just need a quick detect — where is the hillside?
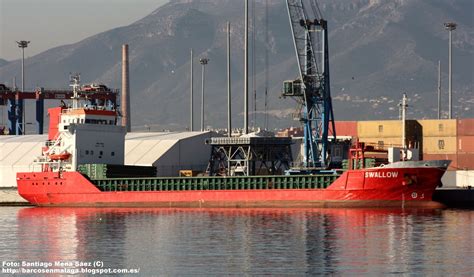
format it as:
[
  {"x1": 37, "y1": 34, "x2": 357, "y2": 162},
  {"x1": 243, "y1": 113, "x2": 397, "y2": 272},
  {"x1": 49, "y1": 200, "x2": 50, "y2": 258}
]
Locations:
[
  {"x1": 0, "y1": 0, "x2": 472, "y2": 131},
  {"x1": 0, "y1": 59, "x2": 8, "y2": 68}
]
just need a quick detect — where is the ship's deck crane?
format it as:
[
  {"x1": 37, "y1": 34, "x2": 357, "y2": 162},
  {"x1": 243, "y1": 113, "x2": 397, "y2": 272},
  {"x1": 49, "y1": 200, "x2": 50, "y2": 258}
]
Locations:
[{"x1": 283, "y1": 0, "x2": 336, "y2": 168}]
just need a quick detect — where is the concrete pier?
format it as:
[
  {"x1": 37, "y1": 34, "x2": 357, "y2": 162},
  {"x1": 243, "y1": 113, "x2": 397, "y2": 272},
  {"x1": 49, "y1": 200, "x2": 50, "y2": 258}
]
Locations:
[{"x1": 0, "y1": 188, "x2": 29, "y2": 206}]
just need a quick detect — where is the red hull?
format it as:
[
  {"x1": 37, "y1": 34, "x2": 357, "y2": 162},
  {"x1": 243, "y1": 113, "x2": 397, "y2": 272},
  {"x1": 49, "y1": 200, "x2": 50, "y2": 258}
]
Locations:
[{"x1": 17, "y1": 167, "x2": 446, "y2": 208}]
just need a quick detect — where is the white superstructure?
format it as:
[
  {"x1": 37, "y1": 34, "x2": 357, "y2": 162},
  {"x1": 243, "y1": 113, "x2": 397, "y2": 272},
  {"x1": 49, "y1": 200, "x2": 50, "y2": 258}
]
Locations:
[{"x1": 37, "y1": 75, "x2": 126, "y2": 172}]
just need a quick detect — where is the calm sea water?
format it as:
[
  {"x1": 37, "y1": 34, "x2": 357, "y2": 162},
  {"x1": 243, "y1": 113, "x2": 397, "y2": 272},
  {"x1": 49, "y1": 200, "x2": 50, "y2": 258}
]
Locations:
[{"x1": 0, "y1": 207, "x2": 473, "y2": 276}]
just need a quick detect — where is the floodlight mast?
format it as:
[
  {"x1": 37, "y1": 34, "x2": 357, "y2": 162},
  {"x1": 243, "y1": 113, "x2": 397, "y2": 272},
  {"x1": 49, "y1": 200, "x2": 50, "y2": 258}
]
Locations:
[
  {"x1": 444, "y1": 22, "x2": 456, "y2": 119},
  {"x1": 199, "y1": 57, "x2": 209, "y2": 131},
  {"x1": 16, "y1": 40, "x2": 30, "y2": 135}
]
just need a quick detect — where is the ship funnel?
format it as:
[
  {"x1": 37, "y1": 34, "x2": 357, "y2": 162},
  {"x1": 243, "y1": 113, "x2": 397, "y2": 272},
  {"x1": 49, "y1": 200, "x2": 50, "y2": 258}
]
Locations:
[{"x1": 121, "y1": 44, "x2": 131, "y2": 132}]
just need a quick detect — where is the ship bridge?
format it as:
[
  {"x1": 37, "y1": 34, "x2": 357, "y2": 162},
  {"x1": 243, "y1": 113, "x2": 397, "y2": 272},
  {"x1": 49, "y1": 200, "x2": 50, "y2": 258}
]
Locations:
[{"x1": 59, "y1": 108, "x2": 118, "y2": 131}]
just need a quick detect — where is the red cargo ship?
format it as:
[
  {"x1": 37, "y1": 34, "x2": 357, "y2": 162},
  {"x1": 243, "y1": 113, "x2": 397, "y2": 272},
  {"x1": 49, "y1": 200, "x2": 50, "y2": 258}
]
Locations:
[
  {"x1": 16, "y1": 78, "x2": 450, "y2": 208},
  {"x1": 17, "y1": 163, "x2": 449, "y2": 208},
  {"x1": 15, "y1": 2, "x2": 453, "y2": 208}
]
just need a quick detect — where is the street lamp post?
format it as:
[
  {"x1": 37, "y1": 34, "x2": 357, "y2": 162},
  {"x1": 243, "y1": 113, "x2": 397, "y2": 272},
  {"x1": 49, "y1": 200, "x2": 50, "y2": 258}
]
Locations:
[
  {"x1": 190, "y1": 49, "x2": 194, "y2": 132},
  {"x1": 16, "y1": 40, "x2": 30, "y2": 135},
  {"x1": 227, "y1": 22, "x2": 232, "y2": 137},
  {"x1": 244, "y1": 0, "x2": 249, "y2": 134},
  {"x1": 444, "y1": 22, "x2": 456, "y2": 119},
  {"x1": 199, "y1": 57, "x2": 209, "y2": 132}
]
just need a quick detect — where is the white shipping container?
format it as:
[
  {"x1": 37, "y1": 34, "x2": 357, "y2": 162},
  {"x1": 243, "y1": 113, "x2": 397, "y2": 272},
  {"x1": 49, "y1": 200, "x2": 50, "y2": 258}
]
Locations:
[{"x1": 456, "y1": 170, "x2": 474, "y2": 188}]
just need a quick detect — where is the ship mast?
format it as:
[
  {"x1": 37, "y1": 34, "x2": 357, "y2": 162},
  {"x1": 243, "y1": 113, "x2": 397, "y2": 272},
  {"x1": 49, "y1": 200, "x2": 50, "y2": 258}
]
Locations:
[
  {"x1": 399, "y1": 93, "x2": 408, "y2": 160},
  {"x1": 69, "y1": 74, "x2": 81, "y2": 109}
]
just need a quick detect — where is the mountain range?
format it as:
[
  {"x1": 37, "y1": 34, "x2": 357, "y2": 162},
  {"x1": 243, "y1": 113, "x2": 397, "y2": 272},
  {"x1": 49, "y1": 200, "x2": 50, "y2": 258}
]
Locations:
[{"x1": 0, "y1": 0, "x2": 473, "y2": 131}]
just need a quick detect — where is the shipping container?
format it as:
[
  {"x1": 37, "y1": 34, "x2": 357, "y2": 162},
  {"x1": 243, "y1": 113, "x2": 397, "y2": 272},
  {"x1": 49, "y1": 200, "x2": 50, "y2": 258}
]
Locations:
[
  {"x1": 457, "y1": 136, "x2": 474, "y2": 153},
  {"x1": 358, "y1": 137, "x2": 403, "y2": 149},
  {"x1": 418, "y1": 119, "x2": 457, "y2": 137},
  {"x1": 358, "y1": 120, "x2": 402, "y2": 138},
  {"x1": 423, "y1": 136, "x2": 457, "y2": 154},
  {"x1": 457, "y1": 153, "x2": 474, "y2": 170},
  {"x1": 357, "y1": 120, "x2": 421, "y2": 139},
  {"x1": 457, "y1": 119, "x2": 474, "y2": 136},
  {"x1": 358, "y1": 136, "x2": 423, "y2": 150},
  {"x1": 456, "y1": 170, "x2": 474, "y2": 187},
  {"x1": 422, "y1": 153, "x2": 458, "y2": 171},
  {"x1": 335, "y1": 121, "x2": 358, "y2": 137}
]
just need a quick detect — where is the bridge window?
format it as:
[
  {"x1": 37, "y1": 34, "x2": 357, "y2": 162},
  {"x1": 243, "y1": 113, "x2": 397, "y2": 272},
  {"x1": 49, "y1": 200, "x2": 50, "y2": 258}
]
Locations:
[
  {"x1": 111, "y1": 152, "x2": 115, "y2": 156},
  {"x1": 378, "y1": 125, "x2": 383, "y2": 133}
]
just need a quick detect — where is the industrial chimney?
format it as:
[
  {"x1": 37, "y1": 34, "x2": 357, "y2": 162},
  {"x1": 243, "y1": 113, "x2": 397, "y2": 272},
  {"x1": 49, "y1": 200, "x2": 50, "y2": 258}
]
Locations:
[{"x1": 121, "y1": 44, "x2": 131, "y2": 132}]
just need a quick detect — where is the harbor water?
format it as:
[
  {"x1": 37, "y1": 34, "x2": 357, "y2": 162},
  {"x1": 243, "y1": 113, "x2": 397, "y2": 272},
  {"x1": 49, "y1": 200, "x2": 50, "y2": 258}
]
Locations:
[{"x1": 0, "y1": 207, "x2": 473, "y2": 275}]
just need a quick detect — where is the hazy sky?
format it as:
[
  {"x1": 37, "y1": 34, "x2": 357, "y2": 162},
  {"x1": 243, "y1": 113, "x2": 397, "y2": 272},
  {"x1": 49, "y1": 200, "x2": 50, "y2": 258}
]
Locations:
[{"x1": 0, "y1": 0, "x2": 169, "y2": 61}]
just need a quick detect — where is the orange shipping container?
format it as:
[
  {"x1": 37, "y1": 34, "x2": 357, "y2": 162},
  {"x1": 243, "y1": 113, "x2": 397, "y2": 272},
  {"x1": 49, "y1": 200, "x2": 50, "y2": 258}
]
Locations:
[
  {"x1": 423, "y1": 136, "x2": 457, "y2": 154},
  {"x1": 424, "y1": 153, "x2": 474, "y2": 171},
  {"x1": 335, "y1": 121, "x2": 358, "y2": 137},
  {"x1": 457, "y1": 153, "x2": 474, "y2": 170},
  {"x1": 422, "y1": 153, "x2": 458, "y2": 171},
  {"x1": 458, "y1": 136, "x2": 474, "y2": 153},
  {"x1": 418, "y1": 119, "x2": 457, "y2": 137},
  {"x1": 457, "y1": 119, "x2": 474, "y2": 136}
]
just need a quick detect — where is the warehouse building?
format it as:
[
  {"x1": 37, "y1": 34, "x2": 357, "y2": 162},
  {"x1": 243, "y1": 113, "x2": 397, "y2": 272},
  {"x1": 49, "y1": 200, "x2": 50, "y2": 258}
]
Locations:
[{"x1": 124, "y1": 132, "x2": 212, "y2": 177}]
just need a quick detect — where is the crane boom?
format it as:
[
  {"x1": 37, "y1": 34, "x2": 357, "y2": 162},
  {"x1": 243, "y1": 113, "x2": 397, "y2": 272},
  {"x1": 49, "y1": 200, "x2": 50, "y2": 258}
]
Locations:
[{"x1": 284, "y1": 0, "x2": 336, "y2": 168}]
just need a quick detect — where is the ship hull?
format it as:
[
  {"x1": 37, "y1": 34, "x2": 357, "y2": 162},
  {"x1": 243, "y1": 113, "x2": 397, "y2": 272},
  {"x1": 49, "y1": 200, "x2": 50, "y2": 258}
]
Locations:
[{"x1": 17, "y1": 165, "x2": 447, "y2": 208}]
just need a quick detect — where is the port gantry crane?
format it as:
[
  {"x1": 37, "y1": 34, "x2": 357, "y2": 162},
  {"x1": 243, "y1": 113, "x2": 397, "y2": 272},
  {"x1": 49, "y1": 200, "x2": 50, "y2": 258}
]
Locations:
[{"x1": 284, "y1": 0, "x2": 336, "y2": 169}]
